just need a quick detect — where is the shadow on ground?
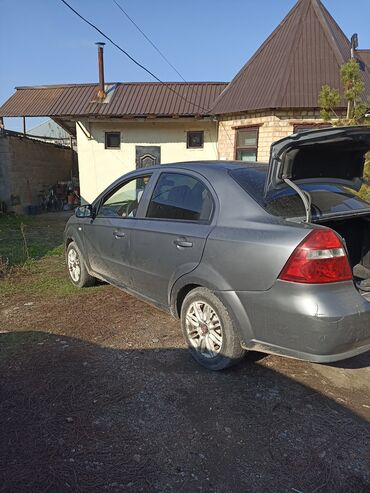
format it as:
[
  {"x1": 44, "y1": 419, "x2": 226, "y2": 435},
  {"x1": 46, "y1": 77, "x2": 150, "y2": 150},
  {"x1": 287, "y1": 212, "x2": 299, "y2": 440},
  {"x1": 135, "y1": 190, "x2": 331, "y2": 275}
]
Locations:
[{"x1": 1, "y1": 331, "x2": 369, "y2": 493}]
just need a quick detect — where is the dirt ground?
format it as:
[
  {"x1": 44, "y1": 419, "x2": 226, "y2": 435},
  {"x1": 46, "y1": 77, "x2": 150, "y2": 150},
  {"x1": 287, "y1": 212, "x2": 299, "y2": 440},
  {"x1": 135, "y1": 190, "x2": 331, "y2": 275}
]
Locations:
[{"x1": 0, "y1": 214, "x2": 370, "y2": 492}]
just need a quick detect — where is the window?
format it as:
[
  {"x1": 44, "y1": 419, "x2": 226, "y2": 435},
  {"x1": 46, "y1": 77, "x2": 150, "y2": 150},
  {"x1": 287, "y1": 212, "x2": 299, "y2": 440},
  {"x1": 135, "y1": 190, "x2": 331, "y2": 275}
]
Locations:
[
  {"x1": 147, "y1": 172, "x2": 213, "y2": 222},
  {"x1": 99, "y1": 175, "x2": 151, "y2": 218},
  {"x1": 235, "y1": 127, "x2": 258, "y2": 162},
  {"x1": 187, "y1": 131, "x2": 204, "y2": 149},
  {"x1": 105, "y1": 132, "x2": 121, "y2": 149},
  {"x1": 230, "y1": 167, "x2": 370, "y2": 220},
  {"x1": 293, "y1": 123, "x2": 331, "y2": 134}
]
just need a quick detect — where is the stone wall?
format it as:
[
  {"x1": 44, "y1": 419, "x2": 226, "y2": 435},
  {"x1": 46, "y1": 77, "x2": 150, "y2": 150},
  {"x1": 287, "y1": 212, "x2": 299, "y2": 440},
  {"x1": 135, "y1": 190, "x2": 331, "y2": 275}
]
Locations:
[
  {"x1": 0, "y1": 135, "x2": 11, "y2": 210},
  {"x1": 217, "y1": 110, "x2": 330, "y2": 162},
  {"x1": 0, "y1": 132, "x2": 75, "y2": 213}
]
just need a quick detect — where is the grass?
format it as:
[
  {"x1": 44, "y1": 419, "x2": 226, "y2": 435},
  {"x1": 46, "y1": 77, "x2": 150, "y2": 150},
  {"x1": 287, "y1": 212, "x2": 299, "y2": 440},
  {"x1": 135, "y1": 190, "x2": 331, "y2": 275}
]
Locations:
[
  {"x1": 0, "y1": 214, "x2": 65, "y2": 267},
  {"x1": 0, "y1": 214, "x2": 36, "y2": 227},
  {"x1": 44, "y1": 244, "x2": 64, "y2": 256},
  {"x1": 0, "y1": 255, "x2": 104, "y2": 297},
  {"x1": 0, "y1": 213, "x2": 102, "y2": 298},
  {"x1": 0, "y1": 213, "x2": 106, "y2": 299}
]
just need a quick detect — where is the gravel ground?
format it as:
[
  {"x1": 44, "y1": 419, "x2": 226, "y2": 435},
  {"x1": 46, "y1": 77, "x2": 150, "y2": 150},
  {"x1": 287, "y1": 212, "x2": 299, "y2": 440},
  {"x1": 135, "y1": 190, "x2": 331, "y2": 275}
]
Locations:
[{"x1": 0, "y1": 215, "x2": 369, "y2": 493}]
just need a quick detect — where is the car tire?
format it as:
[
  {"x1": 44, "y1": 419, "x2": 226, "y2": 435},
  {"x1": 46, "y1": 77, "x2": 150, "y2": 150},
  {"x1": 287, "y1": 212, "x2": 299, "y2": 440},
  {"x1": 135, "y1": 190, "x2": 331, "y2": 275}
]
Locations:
[
  {"x1": 181, "y1": 287, "x2": 246, "y2": 370},
  {"x1": 66, "y1": 241, "x2": 96, "y2": 288}
]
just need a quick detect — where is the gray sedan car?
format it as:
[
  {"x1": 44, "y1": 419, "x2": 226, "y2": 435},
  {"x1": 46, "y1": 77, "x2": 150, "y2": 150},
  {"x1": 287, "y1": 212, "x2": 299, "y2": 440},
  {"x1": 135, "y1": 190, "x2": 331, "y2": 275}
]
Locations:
[{"x1": 65, "y1": 126, "x2": 370, "y2": 370}]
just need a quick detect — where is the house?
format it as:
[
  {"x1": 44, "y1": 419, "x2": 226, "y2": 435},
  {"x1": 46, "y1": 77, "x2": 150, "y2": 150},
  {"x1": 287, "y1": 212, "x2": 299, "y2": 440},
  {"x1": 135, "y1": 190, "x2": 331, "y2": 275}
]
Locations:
[
  {"x1": 0, "y1": 0, "x2": 369, "y2": 207},
  {"x1": 0, "y1": 81, "x2": 225, "y2": 204},
  {"x1": 213, "y1": 0, "x2": 370, "y2": 162},
  {"x1": 28, "y1": 119, "x2": 74, "y2": 145}
]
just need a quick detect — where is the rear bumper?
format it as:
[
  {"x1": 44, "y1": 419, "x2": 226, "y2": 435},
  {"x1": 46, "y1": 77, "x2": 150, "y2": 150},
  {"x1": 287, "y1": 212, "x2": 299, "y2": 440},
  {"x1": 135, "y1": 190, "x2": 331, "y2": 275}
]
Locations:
[{"x1": 216, "y1": 281, "x2": 370, "y2": 363}]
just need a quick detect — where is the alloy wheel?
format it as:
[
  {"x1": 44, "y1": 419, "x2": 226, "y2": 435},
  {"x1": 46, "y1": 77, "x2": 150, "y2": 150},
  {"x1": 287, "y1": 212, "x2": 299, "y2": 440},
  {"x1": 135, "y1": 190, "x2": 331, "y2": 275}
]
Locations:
[
  {"x1": 67, "y1": 248, "x2": 81, "y2": 282},
  {"x1": 185, "y1": 301, "x2": 223, "y2": 358}
]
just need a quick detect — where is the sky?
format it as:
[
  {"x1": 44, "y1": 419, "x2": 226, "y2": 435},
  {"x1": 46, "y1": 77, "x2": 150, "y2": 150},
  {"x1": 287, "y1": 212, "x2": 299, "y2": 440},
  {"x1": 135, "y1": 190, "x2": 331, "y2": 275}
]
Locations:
[{"x1": 1, "y1": 0, "x2": 370, "y2": 131}]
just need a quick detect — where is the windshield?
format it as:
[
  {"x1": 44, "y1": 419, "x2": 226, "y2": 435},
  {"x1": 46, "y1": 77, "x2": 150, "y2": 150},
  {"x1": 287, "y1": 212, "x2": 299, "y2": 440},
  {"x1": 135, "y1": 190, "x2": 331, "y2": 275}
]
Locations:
[{"x1": 230, "y1": 165, "x2": 370, "y2": 220}]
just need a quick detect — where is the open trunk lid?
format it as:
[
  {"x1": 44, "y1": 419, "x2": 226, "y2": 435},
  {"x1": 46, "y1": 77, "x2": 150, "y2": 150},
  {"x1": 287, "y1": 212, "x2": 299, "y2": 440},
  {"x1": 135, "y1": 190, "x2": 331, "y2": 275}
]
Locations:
[{"x1": 264, "y1": 126, "x2": 370, "y2": 198}]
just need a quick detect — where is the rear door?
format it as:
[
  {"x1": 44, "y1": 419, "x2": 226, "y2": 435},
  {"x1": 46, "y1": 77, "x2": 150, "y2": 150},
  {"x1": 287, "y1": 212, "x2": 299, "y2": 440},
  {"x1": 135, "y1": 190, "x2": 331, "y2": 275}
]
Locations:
[
  {"x1": 129, "y1": 170, "x2": 215, "y2": 306},
  {"x1": 83, "y1": 173, "x2": 153, "y2": 287}
]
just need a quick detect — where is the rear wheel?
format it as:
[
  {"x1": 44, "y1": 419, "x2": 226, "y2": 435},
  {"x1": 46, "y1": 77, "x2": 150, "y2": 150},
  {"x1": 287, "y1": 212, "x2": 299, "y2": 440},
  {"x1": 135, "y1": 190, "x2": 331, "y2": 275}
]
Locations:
[
  {"x1": 181, "y1": 287, "x2": 246, "y2": 370},
  {"x1": 66, "y1": 241, "x2": 95, "y2": 288}
]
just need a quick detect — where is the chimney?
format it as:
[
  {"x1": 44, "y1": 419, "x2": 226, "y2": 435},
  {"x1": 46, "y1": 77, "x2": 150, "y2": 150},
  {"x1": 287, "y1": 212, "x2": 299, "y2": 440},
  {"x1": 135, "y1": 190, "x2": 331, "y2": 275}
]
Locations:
[{"x1": 96, "y1": 42, "x2": 106, "y2": 99}]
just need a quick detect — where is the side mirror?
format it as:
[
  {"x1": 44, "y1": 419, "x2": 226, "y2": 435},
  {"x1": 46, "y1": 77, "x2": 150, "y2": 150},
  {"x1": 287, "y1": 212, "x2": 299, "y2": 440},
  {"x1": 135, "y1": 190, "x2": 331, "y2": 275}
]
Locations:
[{"x1": 75, "y1": 204, "x2": 94, "y2": 218}]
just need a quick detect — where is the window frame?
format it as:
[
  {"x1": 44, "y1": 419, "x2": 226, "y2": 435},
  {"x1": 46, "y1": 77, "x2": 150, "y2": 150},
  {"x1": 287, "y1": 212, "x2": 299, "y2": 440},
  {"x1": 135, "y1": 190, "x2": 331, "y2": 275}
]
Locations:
[
  {"x1": 234, "y1": 126, "x2": 259, "y2": 162},
  {"x1": 96, "y1": 173, "x2": 153, "y2": 219},
  {"x1": 105, "y1": 131, "x2": 121, "y2": 149},
  {"x1": 145, "y1": 170, "x2": 215, "y2": 224},
  {"x1": 186, "y1": 130, "x2": 204, "y2": 149}
]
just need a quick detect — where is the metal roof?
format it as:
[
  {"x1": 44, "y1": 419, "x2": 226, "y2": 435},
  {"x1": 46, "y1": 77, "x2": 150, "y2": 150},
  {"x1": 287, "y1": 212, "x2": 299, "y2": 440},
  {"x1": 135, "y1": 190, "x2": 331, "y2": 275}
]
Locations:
[
  {"x1": 211, "y1": 0, "x2": 370, "y2": 115},
  {"x1": 0, "y1": 82, "x2": 227, "y2": 118},
  {"x1": 358, "y1": 50, "x2": 370, "y2": 70}
]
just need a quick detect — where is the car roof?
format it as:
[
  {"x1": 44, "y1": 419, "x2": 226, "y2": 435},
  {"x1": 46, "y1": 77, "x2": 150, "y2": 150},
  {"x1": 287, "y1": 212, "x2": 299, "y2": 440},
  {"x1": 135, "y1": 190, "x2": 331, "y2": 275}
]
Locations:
[
  {"x1": 139, "y1": 160, "x2": 268, "y2": 173},
  {"x1": 92, "y1": 160, "x2": 269, "y2": 207}
]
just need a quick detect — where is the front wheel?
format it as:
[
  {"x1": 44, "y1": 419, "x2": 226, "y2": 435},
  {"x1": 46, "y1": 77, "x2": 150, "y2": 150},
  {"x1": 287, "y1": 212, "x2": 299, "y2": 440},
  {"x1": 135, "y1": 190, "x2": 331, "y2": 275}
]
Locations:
[
  {"x1": 66, "y1": 241, "x2": 96, "y2": 288},
  {"x1": 181, "y1": 287, "x2": 246, "y2": 370}
]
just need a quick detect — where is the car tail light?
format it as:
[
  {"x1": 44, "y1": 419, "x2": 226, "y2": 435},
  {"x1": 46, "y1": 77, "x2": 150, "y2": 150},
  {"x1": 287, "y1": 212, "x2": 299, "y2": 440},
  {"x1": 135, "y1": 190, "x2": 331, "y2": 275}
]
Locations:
[{"x1": 279, "y1": 229, "x2": 353, "y2": 284}]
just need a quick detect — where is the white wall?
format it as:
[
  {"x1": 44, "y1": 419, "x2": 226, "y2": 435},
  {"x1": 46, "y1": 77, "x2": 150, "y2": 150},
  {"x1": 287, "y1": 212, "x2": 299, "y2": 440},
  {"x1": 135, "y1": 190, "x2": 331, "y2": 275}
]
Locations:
[{"x1": 76, "y1": 119, "x2": 218, "y2": 203}]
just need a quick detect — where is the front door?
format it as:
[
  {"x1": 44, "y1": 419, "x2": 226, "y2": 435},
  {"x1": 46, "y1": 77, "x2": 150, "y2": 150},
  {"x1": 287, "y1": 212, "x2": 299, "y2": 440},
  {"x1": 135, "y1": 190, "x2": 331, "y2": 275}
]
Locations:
[
  {"x1": 136, "y1": 145, "x2": 161, "y2": 168},
  {"x1": 84, "y1": 216, "x2": 134, "y2": 286},
  {"x1": 84, "y1": 174, "x2": 152, "y2": 287},
  {"x1": 130, "y1": 171, "x2": 215, "y2": 306}
]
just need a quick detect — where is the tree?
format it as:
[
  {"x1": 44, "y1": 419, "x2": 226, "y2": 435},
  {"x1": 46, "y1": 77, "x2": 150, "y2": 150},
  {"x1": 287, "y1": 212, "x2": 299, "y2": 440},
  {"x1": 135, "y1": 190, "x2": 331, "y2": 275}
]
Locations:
[
  {"x1": 319, "y1": 59, "x2": 370, "y2": 202},
  {"x1": 318, "y1": 85, "x2": 341, "y2": 121},
  {"x1": 319, "y1": 58, "x2": 370, "y2": 125}
]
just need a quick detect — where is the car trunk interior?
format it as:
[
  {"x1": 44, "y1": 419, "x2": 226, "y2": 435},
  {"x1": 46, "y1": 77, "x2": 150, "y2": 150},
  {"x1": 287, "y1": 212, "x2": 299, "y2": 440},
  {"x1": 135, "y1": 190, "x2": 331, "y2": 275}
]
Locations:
[
  {"x1": 318, "y1": 216, "x2": 370, "y2": 291},
  {"x1": 290, "y1": 144, "x2": 365, "y2": 183},
  {"x1": 285, "y1": 133, "x2": 370, "y2": 291}
]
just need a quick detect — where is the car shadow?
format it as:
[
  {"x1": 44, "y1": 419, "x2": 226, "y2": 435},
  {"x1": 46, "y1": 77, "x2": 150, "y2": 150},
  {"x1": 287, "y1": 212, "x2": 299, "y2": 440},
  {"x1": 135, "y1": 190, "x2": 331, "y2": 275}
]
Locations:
[
  {"x1": 0, "y1": 331, "x2": 369, "y2": 493},
  {"x1": 322, "y1": 350, "x2": 370, "y2": 370}
]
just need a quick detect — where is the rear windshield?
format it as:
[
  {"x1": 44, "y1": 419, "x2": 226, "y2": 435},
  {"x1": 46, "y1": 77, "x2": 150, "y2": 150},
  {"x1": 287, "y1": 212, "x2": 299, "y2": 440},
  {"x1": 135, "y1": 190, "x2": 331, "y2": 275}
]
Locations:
[{"x1": 230, "y1": 166, "x2": 370, "y2": 220}]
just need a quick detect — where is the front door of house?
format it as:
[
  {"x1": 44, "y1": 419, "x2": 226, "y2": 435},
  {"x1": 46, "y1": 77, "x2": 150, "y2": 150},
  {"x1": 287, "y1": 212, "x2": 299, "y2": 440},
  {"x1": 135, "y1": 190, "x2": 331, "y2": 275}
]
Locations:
[{"x1": 136, "y1": 145, "x2": 161, "y2": 168}]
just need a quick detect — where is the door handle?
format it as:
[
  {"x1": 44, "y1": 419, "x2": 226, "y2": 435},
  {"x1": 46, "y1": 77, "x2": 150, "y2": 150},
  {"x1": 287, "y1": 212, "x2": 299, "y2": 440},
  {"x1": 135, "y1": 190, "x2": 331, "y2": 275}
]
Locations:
[
  {"x1": 113, "y1": 231, "x2": 126, "y2": 239},
  {"x1": 174, "y1": 238, "x2": 193, "y2": 248}
]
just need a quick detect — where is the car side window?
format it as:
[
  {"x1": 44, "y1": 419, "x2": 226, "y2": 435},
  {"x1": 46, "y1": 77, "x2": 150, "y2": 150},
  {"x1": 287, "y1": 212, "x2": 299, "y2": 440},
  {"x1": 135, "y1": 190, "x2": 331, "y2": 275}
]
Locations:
[
  {"x1": 99, "y1": 175, "x2": 151, "y2": 218},
  {"x1": 146, "y1": 172, "x2": 213, "y2": 222}
]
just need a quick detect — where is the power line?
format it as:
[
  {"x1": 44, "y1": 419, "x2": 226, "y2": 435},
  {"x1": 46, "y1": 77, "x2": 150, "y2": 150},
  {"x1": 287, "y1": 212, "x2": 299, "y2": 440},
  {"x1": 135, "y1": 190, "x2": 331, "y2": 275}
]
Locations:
[
  {"x1": 111, "y1": 0, "x2": 235, "y2": 151},
  {"x1": 60, "y1": 0, "x2": 235, "y2": 155},
  {"x1": 112, "y1": 0, "x2": 186, "y2": 83},
  {"x1": 111, "y1": 0, "x2": 215, "y2": 122},
  {"x1": 59, "y1": 0, "x2": 208, "y2": 113}
]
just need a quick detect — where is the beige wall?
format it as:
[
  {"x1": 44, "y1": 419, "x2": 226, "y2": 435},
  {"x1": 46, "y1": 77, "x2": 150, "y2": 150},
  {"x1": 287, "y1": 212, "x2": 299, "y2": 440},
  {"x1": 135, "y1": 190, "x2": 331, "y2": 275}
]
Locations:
[
  {"x1": 77, "y1": 119, "x2": 218, "y2": 203},
  {"x1": 0, "y1": 133, "x2": 74, "y2": 213},
  {"x1": 218, "y1": 110, "x2": 328, "y2": 162}
]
